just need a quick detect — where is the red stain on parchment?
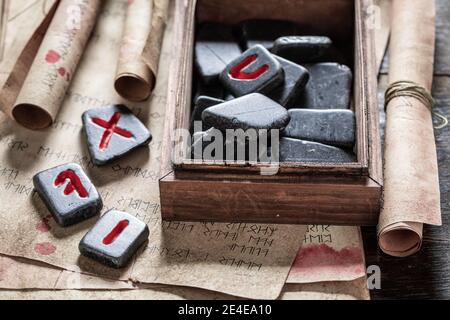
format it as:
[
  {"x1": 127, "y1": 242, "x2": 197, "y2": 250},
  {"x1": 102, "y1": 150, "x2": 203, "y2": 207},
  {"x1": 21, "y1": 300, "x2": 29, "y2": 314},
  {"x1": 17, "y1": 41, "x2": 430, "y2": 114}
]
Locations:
[
  {"x1": 57, "y1": 68, "x2": 70, "y2": 81},
  {"x1": 291, "y1": 244, "x2": 365, "y2": 277},
  {"x1": 34, "y1": 242, "x2": 57, "y2": 256},
  {"x1": 36, "y1": 215, "x2": 53, "y2": 233},
  {"x1": 45, "y1": 50, "x2": 61, "y2": 64},
  {"x1": 58, "y1": 67, "x2": 66, "y2": 76}
]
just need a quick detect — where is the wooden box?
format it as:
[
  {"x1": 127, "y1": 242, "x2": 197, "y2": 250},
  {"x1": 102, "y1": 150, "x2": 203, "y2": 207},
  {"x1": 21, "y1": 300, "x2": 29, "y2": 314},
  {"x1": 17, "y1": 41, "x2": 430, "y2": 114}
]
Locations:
[{"x1": 159, "y1": 0, "x2": 382, "y2": 225}]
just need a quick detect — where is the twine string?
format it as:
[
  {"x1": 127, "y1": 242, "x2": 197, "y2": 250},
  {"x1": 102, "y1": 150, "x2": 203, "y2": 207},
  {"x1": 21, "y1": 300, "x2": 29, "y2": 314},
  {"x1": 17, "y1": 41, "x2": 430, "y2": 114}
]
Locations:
[{"x1": 384, "y1": 80, "x2": 448, "y2": 130}]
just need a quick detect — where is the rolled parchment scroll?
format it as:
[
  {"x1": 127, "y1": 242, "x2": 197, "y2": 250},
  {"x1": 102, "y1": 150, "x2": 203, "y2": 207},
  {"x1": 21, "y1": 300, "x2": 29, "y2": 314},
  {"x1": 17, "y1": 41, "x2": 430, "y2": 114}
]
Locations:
[
  {"x1": 115, "y1": 0, "x2": 169, "y2": 102},
  {"x1": 115, "y1": 0, "x2": 153, "y2": 102},
  {"x1": 0, "y1": 0, "x2": 101, "y2": 130},
  {"x1": 378, "y1": 0, "x2": 441, "y2": 257}
]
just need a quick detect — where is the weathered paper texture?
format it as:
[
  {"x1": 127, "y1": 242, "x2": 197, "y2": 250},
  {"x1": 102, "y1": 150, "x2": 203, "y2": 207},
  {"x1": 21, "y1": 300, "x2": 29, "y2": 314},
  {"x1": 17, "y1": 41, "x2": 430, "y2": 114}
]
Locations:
[
  {"x1": 0, "y1": 0, "x2": 58, "y2": 91},
  {"x1": 287, "y1": 226, "x2": 366, "y2": 284},
  {"x1": 115, "y1": 0, "x2": 169, "y2": 102},
  {"x1": 281, "y1": 278, "x2": 370, "y2": 300},
  {"x1": 0, "y1": 253, "x2": 369, "y2": 300},
  {"x1": 374, "y1": 0, "x2": 391, "y2": 73},
  {"x1": 378, "y1": 0, "x2": 441, "y2": 257},
  {"x1": 0, "y1": 0, "x2": 101, "y2": 130},
  {"x1": 141, "y1": 0, "x2": 169, "y2": 93},
  {"x1": 0, "y1": 0, "x2": 6, "y2": 62},
  {"x1": 0, "y1": 0, "x2": 57, "y2": 69},
  {"x1": 0, "y1": 0, "x2": 306, "y2": 300},
  {"x1": 115, "y1": 0, "x2": 154, "y2": 101},
  {"x1": 0, "y1": 255, "x2": 133, "y2": 290},
  {"x1": 0, "y1": 278, "x2": 370, "y2": 300}
]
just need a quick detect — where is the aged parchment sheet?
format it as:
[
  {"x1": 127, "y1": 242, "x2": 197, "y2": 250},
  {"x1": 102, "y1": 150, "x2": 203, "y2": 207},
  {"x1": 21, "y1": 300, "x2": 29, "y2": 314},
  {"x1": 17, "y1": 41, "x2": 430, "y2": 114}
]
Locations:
[
  {"x1": 374, "y1": 0, "x2": 391, "y2": 73},
  {"x1": 115, "y1": 0, "x2": 169, "y2": 102},
  {"x1": 0, "y1": 0, "x2": 57, "y2": 79},
  {"x1": 0, "y1": 255, "x2": 134, "y2": 290},
  {"x1": 0, "y1": 282, "x2": 370, "y2": 300},
  {"x1": 0, "y1": 253, "x2": 369, "y2": 300},
  {"x1": 0, "y1": 0, "x2": 383, "y2": 300},
  {"x1": 0, "y1": 0, "x2": 306, "y2": 300},
  {"x1": 287, "y1": 226, "x2": 366, "y2": 284},
  {"x1": 0, "y1": 0, "x2": 6, "y2": 62},
  {"x1": 1, "y1": 0, "x2": 101, "y2": 130}
]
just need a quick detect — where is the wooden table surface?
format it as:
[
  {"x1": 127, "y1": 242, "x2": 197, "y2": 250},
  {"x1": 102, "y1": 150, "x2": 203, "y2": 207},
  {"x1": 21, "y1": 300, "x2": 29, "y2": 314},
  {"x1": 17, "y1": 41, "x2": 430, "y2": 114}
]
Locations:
[
  {"x1": 1, "y1": 0, "x2": 448, "y2": 301},
  {"x1": 363, "y1": 0, "x2": 450, "y2": 300}
]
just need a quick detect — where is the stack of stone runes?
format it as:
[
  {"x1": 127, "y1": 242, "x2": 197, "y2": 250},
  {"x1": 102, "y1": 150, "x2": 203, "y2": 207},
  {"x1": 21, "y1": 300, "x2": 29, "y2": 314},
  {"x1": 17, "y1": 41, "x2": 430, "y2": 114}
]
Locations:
[{"x1": 192, "y1": 20, "x2": 356, "y2": 163}]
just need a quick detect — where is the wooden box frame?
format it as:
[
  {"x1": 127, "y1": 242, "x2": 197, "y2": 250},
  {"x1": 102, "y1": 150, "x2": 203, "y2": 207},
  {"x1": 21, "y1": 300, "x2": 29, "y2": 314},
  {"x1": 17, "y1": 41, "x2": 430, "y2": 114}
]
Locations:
[{"x1": 159, "y1": 0, "x2": 382, "y2": 226}]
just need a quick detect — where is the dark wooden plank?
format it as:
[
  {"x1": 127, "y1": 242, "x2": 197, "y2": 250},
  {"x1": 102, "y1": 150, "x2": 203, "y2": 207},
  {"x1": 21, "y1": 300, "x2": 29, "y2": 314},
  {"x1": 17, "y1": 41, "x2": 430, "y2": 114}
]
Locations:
[
  {"x1": 364, "y1": 75, "x2": 450, "y2": 299},
  {"x1": 161, "y1": 173, "x2": 381, "y2": 226},
  {"x1": 380, "y1": 0, "x2": 450, "y2": 75}
]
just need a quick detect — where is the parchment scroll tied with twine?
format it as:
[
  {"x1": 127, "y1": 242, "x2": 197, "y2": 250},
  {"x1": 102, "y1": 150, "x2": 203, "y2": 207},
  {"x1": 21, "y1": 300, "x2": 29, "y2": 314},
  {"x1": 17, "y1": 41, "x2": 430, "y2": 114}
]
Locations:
[
  {"x1": 378, "y1": 0, "x2": 442, "y2": 258},
  {"x1": 385, "y1": 80, "x2": 448, "y2": 129}
]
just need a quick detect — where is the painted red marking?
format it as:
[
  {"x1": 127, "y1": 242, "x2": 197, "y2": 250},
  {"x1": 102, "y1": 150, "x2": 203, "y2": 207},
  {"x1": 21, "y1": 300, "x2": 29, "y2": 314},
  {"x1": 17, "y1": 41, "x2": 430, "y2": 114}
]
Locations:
[
  {"x1": 290, "y1": 244, "x2": 365, "y2": 280},
  {"x1": 54, "y1": 170, "x2": 89, "y2": 198},
  {"x1": 45, "y1": 50, "x2": 61, "y2": 64},
  {"x1": 103, "y1": 220, "x2": 130, "y2": 245},
  {"x1": 91, "y1": 112, "x2": 133, "y2": 151},
  {"x1": 229, "y1": 54, "x2": 269, "y2": 80},
  {"x1": 57, "y1": 68, "x2": 70, "y2": 81},
  {"x1": 34, "y1": 242, "x2": 57, "y2": 256}
]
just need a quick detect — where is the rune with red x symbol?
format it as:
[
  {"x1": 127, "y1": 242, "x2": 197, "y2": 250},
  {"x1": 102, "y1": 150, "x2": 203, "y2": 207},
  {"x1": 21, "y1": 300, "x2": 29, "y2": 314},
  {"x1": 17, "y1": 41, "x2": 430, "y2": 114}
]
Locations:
[{"x1": 91, "y1": 112, "x2": 133, "y2": 150}]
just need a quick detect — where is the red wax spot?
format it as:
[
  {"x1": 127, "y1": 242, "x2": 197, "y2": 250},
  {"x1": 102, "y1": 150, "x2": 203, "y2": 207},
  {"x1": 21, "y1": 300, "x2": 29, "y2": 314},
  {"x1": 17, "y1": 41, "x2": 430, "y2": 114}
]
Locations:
[
  {"x1": 45, "y1": 50, "x2": 61, "y2": 64},
  {"x1": 36, "y1": 215, "x2": 53, "y2": 233},
  {"x1": 229, "y1": 54, "x2": 269, "y2": 80},
  {"x1": 58, "y1": 67, "x2": 66, "y2": 76},
  {"x1": 91, "y1": 112, "x2": 133, "y2": 151},
  {"x1": 54, "y1": 170, "x2": 89, "y2": 198},
  {"x1": 36, "y1": 221, "x2": 51, "y2": 233},
  {"x1": 103, "y1": 220, "x2": 130, "y2": 245},
  {"x1": 34, "y1": 242, "x2": 57, "y2": 256}
]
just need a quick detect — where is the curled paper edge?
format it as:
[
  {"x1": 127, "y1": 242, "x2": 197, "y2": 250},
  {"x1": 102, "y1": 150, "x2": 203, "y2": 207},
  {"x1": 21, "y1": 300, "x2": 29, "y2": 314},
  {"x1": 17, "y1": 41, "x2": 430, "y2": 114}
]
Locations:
[
  {"x1": 378, "y1": 222, "x2": 423, "y2": 257},
  {"x1": 115, "y1": 0, "x2": 154, "y2": 102},
  {"x1": 0, "y1": 0, "x2": 60, "y2": 124},
  {"x1": 0, "y1": 0, "x2": 101, "y2": 130},
  {"x1": 115, "y1": 0, "x2": 169, "y2": 102}
]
